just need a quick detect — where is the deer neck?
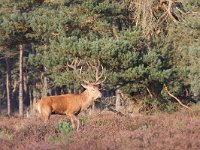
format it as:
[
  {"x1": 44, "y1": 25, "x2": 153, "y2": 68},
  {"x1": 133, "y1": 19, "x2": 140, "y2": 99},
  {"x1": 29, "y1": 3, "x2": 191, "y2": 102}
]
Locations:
[
  {"x1": 80, "y1": 90, "x2": 94, "y2": 109},
  {"x1": 81, "y1": 90, "x2": 94, "y2": 102}
]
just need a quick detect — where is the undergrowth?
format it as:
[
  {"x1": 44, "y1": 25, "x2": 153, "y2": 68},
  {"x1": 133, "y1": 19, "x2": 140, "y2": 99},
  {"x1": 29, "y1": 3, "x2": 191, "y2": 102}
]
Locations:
[
  {"x1": 140, "y1": 97, "x2": 178, "y2": 115},
  {"x1": 0, "y1": 128, "x2": 12, "y2": 140},
  {"x1": 79, "y1": 115, "x2": 88, "y2": 126},
  {"x1": 48, "y1": 119, "x2": 74, "y2": 145}
]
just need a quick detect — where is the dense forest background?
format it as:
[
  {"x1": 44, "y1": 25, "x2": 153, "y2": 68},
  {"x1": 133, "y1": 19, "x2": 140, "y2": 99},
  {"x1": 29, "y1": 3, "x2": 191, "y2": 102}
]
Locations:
[{"x1": 0, "y1": 0, "x2": 199, "y2": 116}]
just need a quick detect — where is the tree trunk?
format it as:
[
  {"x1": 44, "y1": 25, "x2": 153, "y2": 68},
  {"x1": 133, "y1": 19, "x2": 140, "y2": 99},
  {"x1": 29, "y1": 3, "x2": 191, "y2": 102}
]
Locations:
[
  {"x1": 29, "y1": 86, "x2": 33, "y2": 110},
  {"x1": 42, "y1": 66, "x2": 49, "y2": 97},
  {"x1": 32, "y1": 83, "x2": 38, "y2": 105},
  {"x1": 0, "y1": 97, "x2": 1, "y2": 114},
  {"x1": 19, "y1": 44, "x2": 24, "y2": 117},
  {"x1": 115, "y1": 86, "x2": 121, "y2": 111},
  {"x1": 42, "y1": 39, "x2": 49, "y2": 97},
  {"x1": 5, "y1": 57, "x2": 11, "y2": 115},
  {"x1": 68, "y1": 83, "x2": 74, "y2": 94},
  {"x1": 43, "y1": 73, "x2": 48, "y2": 96},
  {"x1": 62, "y1": 85, "x2": 67, "y2": 94},
  {"x1": 24, "y1": 72, "x2": 30, "y2": 106}
]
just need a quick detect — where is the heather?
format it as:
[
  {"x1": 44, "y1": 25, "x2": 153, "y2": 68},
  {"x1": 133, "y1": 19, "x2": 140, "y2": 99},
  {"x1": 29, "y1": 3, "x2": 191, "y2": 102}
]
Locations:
[{"x1": 0, "y1": 109, "x2": 200, "y2": 150}]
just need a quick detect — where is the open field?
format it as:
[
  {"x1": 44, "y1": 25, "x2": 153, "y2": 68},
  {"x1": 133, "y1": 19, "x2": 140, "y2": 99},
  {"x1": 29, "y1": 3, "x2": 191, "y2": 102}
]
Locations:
[{"x1": 0, "y1": 110, "x2": 200, "y2": 150}]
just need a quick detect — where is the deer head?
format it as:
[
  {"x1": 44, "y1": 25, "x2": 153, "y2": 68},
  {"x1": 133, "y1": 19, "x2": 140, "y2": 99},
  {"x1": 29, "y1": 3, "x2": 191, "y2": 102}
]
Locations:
[{"x1": 67, "y1": 59, "x2": 106, "y2": 99}]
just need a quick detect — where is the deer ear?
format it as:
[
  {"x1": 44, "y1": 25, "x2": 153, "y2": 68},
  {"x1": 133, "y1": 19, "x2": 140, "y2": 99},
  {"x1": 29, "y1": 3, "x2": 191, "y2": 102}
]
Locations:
[{"x1": 81, "y1": 84, "x2": 88, "y2": 89}]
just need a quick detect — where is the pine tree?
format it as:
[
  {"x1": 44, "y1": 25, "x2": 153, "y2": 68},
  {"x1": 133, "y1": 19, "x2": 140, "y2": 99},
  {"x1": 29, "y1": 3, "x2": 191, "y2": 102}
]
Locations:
[
  {"x1": 168, "y1": 0, "x2": 200, "y2": 98},
  {"x1": 0, "y1": 0, "x2": 34, "y2": 116},
  {"x1": 27, "y1": 0, "x2": 178, "y2": 99},
  {"x1": 1, "y1": 0, "x2": 199, "y2": 114}
]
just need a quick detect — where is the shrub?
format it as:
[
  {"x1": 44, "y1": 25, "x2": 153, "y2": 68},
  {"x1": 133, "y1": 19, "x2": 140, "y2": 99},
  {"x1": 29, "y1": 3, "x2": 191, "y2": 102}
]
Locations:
[
  {"x1": 48, "y1": 120, "x2": 74, "y2": 144},
  {"x1": 55, "y1": 119, "x2": 74, "y2": 135},
  {"x1": 0, "y1": 128, "x2": 12, "y2": 141},
  {"x1": 79, "y1": 116, "x2": 88, "y2": 126},
  {"x1": 140, "y1": 97, "x2": 178, "y2": 114}
]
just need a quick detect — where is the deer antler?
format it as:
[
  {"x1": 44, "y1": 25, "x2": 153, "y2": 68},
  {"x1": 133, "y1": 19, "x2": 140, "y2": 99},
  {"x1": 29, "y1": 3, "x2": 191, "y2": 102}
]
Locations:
[
  {"x1": 86, "y1": 61, "x2": 106, "y2": 85},
  {"x1": 68, "y1": 59, "x2": 106, "y2": 85},
  {"x1": 67, "y1": 59, "x2": 90, "y2": 85}
]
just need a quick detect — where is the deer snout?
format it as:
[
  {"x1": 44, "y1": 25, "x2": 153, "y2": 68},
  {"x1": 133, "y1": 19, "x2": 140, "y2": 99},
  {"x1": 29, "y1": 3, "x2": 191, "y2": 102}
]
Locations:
[
  {"x1": 94, "y1": 91, "x2": 102, "y2": 100},
  {"x1": 98, "y1": 92, "x2": 102, "y2": 98}
]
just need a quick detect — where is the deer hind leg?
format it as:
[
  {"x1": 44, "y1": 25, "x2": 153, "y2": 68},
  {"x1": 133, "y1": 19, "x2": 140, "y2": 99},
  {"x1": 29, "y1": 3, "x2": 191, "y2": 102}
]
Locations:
[{"x1": 41, "y1": 105, "x2": 51, "y2": 123}]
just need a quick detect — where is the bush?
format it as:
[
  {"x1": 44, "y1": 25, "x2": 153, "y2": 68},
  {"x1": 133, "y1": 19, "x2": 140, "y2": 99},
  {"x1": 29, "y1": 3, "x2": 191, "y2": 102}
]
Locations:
[
  {"x1": 55, "y1": 119, "x2": 74, "y2": 135},
  {"x1": 140, "y1": 97, "x2": 178, "y2": 114},
  {"x1": 48, "y1": 120, "x2": 74, "y2": 144},
  {"x1": 79, "y1": 116, "x2": 88, "y2": 126},
  {"x1": 0, "y1": 128, "x2": 12, "y2": 141}
]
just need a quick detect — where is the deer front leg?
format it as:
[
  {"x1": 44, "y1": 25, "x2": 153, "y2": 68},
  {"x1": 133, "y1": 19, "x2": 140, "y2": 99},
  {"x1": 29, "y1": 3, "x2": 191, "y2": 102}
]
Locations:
[
  {"x1": 70, "y1": 117, "x2": 76, "y2": 129},
  {"x1": 66, "y1": 113, "x2": 76, "y2": 129},
  {"x1": 72, "y1": 115, "x2": 80, "y2": 131}
]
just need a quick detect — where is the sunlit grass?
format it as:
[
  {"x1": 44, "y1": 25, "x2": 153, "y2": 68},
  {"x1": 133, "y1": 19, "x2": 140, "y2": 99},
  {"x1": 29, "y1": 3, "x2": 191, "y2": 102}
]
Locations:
[{"x1": 0, "y1": 129, "x2": 12, "y2": 141}]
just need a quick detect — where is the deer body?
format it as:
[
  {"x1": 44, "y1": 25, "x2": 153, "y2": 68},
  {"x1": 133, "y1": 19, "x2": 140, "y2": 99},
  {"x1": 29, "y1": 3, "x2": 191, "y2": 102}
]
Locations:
[
  {"x1": 35, "y1": 84, "x2": 102, "y2": 130},
  {"x1": 36, "y1": 59, "x2": 106, "y2": 130}
]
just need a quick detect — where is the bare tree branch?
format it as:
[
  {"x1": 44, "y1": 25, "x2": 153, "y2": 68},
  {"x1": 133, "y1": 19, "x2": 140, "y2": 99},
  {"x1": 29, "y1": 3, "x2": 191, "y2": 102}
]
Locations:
[{"x1": 163, "y1": 84, "x2": 192, "y2": 110}]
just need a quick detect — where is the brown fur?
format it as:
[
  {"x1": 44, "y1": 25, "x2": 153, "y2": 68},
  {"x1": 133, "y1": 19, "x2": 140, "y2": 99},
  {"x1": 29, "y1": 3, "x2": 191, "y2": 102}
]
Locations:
[{"x1": 35, "y1": 84, "x2": 102, "y2": 130}]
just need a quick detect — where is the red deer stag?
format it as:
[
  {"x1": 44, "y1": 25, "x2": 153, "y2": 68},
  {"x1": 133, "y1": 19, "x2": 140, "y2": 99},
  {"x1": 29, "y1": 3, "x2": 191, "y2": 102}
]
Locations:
[{"x1": 35, "y1": 60, "x2": 106, "y2": 130}]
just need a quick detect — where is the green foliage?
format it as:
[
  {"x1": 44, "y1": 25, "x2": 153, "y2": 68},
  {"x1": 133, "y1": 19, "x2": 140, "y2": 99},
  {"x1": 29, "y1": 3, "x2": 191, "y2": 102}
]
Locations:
[
  {"x1": 99, "y1": 29, "x2": 145, "y2": 87},
  {"x1": 140, "y1": 97, "x2": 178, "y2": 115},
  {"x1": 0, "y1": 0, "x2": 199, "y2": 113},
  {"x1": 183, "y1": 0, "x2": 200, "y2": 11},
  {"x1": 143, "y1": 37, "x2": 182, "y2": 97},
  {"x1": 191, "y1": 101, "x2": 200, "y2": 111},
  {"x1": 27, "y1": 2, "x2": 146, "y2": 88},
  {"x1": 140, "y1": 97, "x2": 160, "y2": 115},
  {"x1": 48, "y1": 119, "x2": 74, "y2": 144},
  {"x1": 0, "y1": 2, "x2": 31, "y2": 46},
  {"x1": 79, "y1": 115, "x2": 88, "y2": 126},
  {"x1": 0, "y1": 128, "x2": 12, "y2": 141},
  {"x1": 159, "y1": 100, "x2": 178, "y2": 113},
  {"x1": 55, "y1": 119, "x2": 74, "y2": 134},
  {"x1": 168, "y1": 1, "x2": 200, "y2": 95}
]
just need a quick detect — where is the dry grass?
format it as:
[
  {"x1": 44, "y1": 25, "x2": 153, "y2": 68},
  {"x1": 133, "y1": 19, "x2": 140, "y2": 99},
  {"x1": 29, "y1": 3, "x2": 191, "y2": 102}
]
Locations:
[{"x1": 0, "y1": 109, "x2": 200, "y2": 150}]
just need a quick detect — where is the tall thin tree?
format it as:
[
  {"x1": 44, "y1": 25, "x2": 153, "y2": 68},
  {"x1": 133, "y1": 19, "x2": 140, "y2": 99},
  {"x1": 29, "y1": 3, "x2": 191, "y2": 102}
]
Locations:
[
  {"x1": 19, "y1": 44, "x2": 24, "y2": 116},
  {"x1": 5, "y1": 57, "x2": 11, "y2": 115},
  {"x1": 115, "y1": 86, "x2": 121, "y2": 111}
]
